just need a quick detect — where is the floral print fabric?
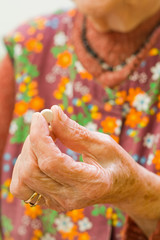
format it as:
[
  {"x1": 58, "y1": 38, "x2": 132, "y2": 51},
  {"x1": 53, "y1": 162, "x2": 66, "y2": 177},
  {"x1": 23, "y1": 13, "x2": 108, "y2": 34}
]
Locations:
[{"x1": 1, "y1": 9, "x2": 160, "y2": 240}]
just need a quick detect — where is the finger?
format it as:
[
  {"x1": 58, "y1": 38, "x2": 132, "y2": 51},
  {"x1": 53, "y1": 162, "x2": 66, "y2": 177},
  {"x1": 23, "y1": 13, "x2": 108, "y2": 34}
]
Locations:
[
  {"x1": 29, "y1": 113, "x2": 99, "y2": 182},
  {"x1": 10, "y1": 136, "x2": 59, "y2": 205},
  {"x1": 50, "y1": 105, "x2": 110, "y2": 156},
  {"x1": 10, "y1": 155, "x2": 35, "y2": 200}
]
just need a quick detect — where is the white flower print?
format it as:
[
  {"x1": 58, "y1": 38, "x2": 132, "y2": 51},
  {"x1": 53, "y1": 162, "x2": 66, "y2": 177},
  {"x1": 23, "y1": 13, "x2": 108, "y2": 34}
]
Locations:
[
  {"x1": 85, "y1": 122, "x2": 98, "y2": 131},
  {"x1": 139, "y1": 73, "x2": 148, "y2": 84},
  {"x1": 14, "y1": 44, "x2": 22, "y2": 57},
  {"x1": 41, "y1": 233, "x2": 56, "y2": 240},
  {"x1": 55, "y1": 214, "x2": 73, "y2": 233},
  {"x1": 147, "y1": 153, "x2": 154, "y2": 165},
  {"x1": 132, "y1": 93, "x2": 151, "y2": 112},
  {"x1": 9, "y1": 121, "x2": 18, "y2": 134},
  {"x1": 18, "y1": 226, "x2": 27, "y2": 236},
  {"x1": 75, "y1": 61, "x2": 86, "y2": 73},
  {"x1": 23, "y1": 110, "x2": 35, "y2": 124},
  {"x1": 64, "y1": 82, "x2": 73, "y2": 98},
  {"x1": 151, "y1": 62, "x2": 160, "y2": 80},
  {"x1": 54, "y1": 31, "x2": 68, "y2": 46},
  {"x1": 115, "y1": 119, "x2": 122, "y2": 135},
  {"x1": 74, "y1": 81, "x2": 89, "y2": 95},
  {"x1": 78, "y1": 217, "x2": 93, "y2": 232},
  {"x1": 129, "y1": 71, "x2": 148, "y2": 83},
  {"x1": 31, "y1": 219, "x2": 42, "y2": 229},
  {"x1": 129, "y1": 71, "x2": 139, "y2": 82},
  {"x1": 143, "y1": 133, "x2": 154, "y2": 149},
  {"x1": 21, "y1": 215, "x2": 30, "y2": 226}
]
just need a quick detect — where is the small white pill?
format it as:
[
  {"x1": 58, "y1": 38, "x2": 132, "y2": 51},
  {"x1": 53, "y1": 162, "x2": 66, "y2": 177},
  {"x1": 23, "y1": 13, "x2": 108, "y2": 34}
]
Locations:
[{"x1": 41, "y1": 109, "x2": 53, "y2": 123}]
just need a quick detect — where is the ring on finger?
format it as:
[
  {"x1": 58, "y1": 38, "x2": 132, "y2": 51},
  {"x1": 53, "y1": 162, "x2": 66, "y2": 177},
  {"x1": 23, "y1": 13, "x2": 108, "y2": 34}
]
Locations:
[{"x1": 24, "y1": 192, "x2": 42, "y2": 207}]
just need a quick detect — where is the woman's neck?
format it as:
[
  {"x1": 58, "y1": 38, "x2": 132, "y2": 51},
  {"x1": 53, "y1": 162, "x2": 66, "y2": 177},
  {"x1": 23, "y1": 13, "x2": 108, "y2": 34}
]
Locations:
[
  {"x1": 85, "y1": 1, "x2": 160, "y2": 33},
  {"x1": 84, "y1": 8, "x2": 160, "y2": 66}
]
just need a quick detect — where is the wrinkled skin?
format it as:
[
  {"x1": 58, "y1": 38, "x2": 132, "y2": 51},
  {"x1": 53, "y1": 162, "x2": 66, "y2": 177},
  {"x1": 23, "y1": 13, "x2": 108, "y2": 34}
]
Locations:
[
  {"x1": 10, "y1": 105, "x2": 160, "y2": 237},
  {"x1": 11, "y1": 105, "x2": 140, "y2": 211},
  {"x1": 73, "y1": 0, "x2": 160, "y2": 32}
]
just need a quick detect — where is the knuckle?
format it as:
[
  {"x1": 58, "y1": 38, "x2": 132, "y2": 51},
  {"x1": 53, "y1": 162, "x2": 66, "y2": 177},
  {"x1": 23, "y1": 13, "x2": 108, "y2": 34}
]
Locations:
[
  {"x1": 38, "y1": 157, "x2": 54, "y2": 173},
  {"x1": 72, "y1": 122, "x2": 91, "y2": 141},
  {"x1": 10, "y1": 178, "x2": 22, "y2": 198}
]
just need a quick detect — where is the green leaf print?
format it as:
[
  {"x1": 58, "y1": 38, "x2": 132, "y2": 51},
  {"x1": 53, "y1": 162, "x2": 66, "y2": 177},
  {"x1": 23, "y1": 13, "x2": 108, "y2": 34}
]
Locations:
[
  {"x1": 71, "y1": 115, "x2": 77, "y2": 121},
  {"x1": 69, "y1": 53, "x2": 77, "y2": 81},
  {"x1": 69, "y1": 67, "x2": 77, "y2": 81},
  {"x1": 51, "y1": 45, "x2": 67, "y2": 57},
  {"x1": 105, "y1": 87, "x2": 116, "y2": 100},
  {"x1": 62, "y1": 94, "x2": 69, "y2": 110},
  {"x1": 150, "y1": 82, "x2": 157, "y2": 90},
  {"x1": 25, "y1": 63, "x2": 39, "y2": 78},
  {"x1": 115, "y1": 208, "x2": 125, "y2": 224},
  {"x1": 2, "y1": 216, "x2": 13, "y2": 234},
  {"x1": 40, "y1": 209, "x2": 58, "y2": 234},
  {"x1": 81, "y1": 102, "x2": 92, "y2": 120},
  {"x1": 71, "y1": 112, "x2": 91, "y2": 127},
  {"x1": 92, "y1": 205, "x2": 106, "y2": 217},
  {"x1": 11, "y1": 117, "x2": 30, "y2": 144},
  {"x1": 5, "y1": 45, "x2": 14, "y2": 60}
]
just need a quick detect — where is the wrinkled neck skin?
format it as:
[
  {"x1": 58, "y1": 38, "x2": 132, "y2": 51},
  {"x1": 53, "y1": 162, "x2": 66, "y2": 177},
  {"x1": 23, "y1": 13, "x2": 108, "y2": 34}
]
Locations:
[{"x1": 74, "y1": 0, "x2": 160, "y2": 33}]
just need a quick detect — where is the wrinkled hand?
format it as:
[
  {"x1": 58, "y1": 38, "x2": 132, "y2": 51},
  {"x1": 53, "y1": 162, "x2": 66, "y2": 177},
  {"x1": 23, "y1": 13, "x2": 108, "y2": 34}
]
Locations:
[{"x1": 10, "y1": 105, "x2": 140, "y2": 212}]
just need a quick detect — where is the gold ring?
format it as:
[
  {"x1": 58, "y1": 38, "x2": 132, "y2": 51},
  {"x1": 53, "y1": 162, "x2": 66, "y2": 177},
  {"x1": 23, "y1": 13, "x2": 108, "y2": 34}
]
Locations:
[{"x1": 24, "y1": 192, "x2": 42, "y2": 207}]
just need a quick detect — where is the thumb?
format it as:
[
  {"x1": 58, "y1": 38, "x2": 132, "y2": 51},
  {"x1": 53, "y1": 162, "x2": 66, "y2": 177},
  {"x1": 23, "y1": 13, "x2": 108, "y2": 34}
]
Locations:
[{"x1": 50, "y1": 105, "x2": 106, "y2": 155}]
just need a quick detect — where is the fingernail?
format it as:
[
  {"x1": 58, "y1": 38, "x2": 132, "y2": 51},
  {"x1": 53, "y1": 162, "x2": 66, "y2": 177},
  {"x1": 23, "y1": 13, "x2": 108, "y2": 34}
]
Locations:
[{"x1": 51, "y1": 105, "x2": 67, "y2": 122}]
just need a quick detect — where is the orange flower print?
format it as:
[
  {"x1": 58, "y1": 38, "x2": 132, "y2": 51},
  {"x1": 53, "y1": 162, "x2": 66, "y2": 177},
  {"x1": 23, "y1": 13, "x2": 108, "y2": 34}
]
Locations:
[
  {"x1": 34, "y1": 18, "x2": 46, "y2": 30},
  {"x1": 68, "y1": 9, "x2": 76, "y2": 17},
  {"x1": 82, "y1": 94, "x2": 92, "y2": 103},
  {"x1": 28, "y1": 27, "x2": 36, "y2": 35},
  {"x1": 78, "y1": 232, "x2": 90, "y2": 240},
  {"x1": 25, "y1": 204, "x2": 42, "y2": 219},
  {"x1": 91, "y1": 112, "x2": 102, "y2": 120},
  {"x1": 115, "y1": 91, "x2": 127, "y2": 105},
  {"x1": 60, "y1": 226, "x2": 78, "y2": 240},
  {"x1": 80, "y1": 72, "x2": 93, "y2": 81},
  {"x1": 139, "y1": 116, "x2": 149, "y2": 128},
  {"x1": 67, "y1": 209, "x2": 84, "y2": 222},
  {"x1": 14, "y1": 32, "x2": 24, "y2": 42},
  {"x1": 125, "y1": 108, "x2": 142, "y2": 128},
  {"x1": 110, "y1": 135, "x2": 119, "y2": 143},
  {"x1": 6, "y1": 192, "x2": 14, "y2": 203},
  {"x1": 57, "y1": 51, "x2": 72, "y2": 68},
  {"x1": 53, "y1": 90, "x2": 63, "y2": 100},
  {"x1": 156, "y1": 112, "x2": 160, "y2": 122},
  {"x1": 29, "y1": 96, "x2": 44, "y2": 111},
  {"x1": 101, "y1": 117, "x2": 118, "y2": 134},
  {"x1": 149, "y1": 48, "x2": 159, "y2": 56},
  {"x1": 104, "y1": 102, "x2": 112, "y2": 112},
  {"x1": 152, "y1": 150, "x2": 160, "y2": 170},
  {"x1": 106, "y1": 207, "x2": 113, "y2": 219},
  {"x1": 19, "y1": 83, "x2": 27, "y2": 93},
  {"x1": 157, "y1": 95, "x2": 160, "y2": 108},
  {"x1": 25, "y1": 38, "x2": 43, "y2": 53},
  {"x1": 31, "y1": 229, "x2": 43, "y2": 240},
  {"x1": 28, "y1": 81, "x2": 38, "y2": 97},
  {"x1": 127, "y1": 87, "x2": 144, "y2": 106},
  {"x1": 14, "y1": 101, "x2": 29, "y2": 116}
]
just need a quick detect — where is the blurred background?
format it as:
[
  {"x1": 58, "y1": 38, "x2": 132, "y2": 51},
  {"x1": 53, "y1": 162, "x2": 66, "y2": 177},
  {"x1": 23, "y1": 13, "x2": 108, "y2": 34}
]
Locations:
[{"x1": 0, "y1": 0, "x2": 74, "y2": 58}]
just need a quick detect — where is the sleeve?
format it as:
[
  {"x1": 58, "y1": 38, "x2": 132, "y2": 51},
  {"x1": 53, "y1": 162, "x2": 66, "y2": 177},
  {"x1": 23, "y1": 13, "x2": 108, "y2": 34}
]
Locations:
[{"x1": 121, "y1": 217, "x2": 160, "y2": 240}]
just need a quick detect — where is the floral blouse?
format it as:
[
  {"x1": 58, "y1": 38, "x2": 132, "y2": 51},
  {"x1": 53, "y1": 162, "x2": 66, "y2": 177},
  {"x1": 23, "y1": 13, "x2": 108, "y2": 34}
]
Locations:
[{"x1": 1, "y1": 9, "x2": 160, "y2": 240}]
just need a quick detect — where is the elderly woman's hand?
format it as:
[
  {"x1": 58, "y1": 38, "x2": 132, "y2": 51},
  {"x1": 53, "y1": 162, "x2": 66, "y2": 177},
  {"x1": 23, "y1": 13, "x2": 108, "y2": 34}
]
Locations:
[
  {"x1": 10, "y1": 106, "x2": 139, "y2": 211},
  {"x1": 10, "y1": 106, "x2": 160, "y2": 237}
]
